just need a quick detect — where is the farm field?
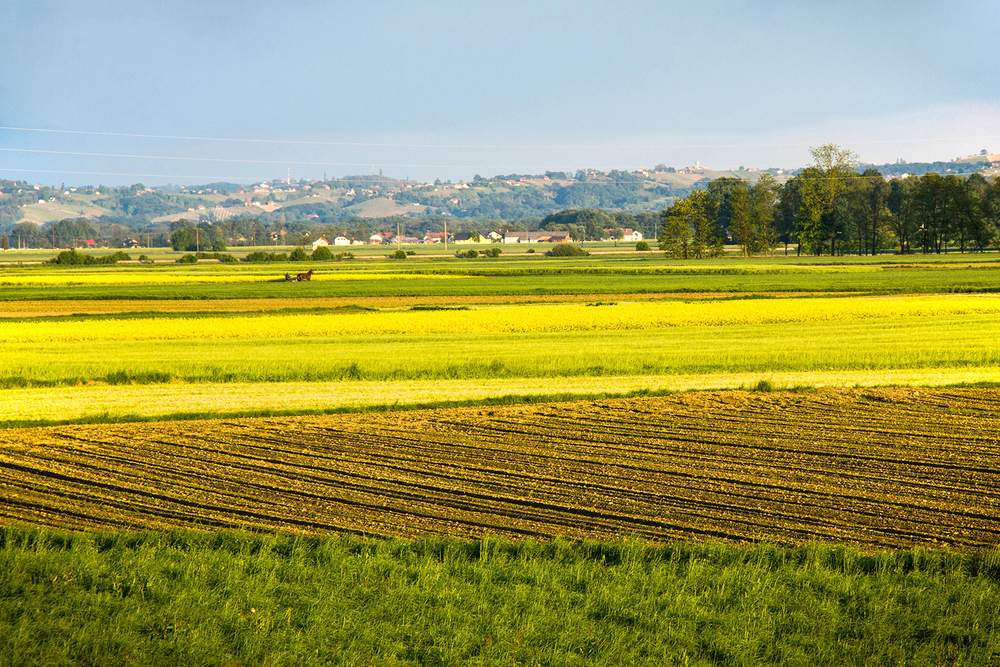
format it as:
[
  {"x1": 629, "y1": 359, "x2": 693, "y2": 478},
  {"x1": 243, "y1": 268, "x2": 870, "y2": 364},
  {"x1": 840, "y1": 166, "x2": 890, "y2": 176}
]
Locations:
[
  {"x1": 2, "y1": 249, "x2": 999, "y2": 663},
  {"x1": 5, "y1": 367, "x2": 1000, "y2": 427},
  {"x1": 1, "y1": 389, "x2": 998, "y2": 547},
  {"x1": 2, "y1": 530, "x2": 998, "y2": 665},
  {"x1": 2, "y1": 294, "x2": 999, "y2": 422},
  {"x1": 1, "y1": 251, "x2": 1000, "y2": 300},
  {"x1": 1, "y1": 251, "x2": 999, "y2": 425}
]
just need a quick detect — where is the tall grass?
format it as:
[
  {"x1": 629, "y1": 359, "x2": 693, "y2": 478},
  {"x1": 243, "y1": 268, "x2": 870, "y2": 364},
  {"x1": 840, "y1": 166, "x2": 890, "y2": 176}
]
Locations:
[{"x1": 1, "y1": 528, "x2": 997, "y2": 665}]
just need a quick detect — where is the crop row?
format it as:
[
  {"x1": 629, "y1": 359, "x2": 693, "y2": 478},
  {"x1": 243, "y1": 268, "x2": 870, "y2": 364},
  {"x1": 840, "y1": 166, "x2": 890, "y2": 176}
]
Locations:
[{"x1": 0, "y1": 388, "x2": 997, "y2": 547}]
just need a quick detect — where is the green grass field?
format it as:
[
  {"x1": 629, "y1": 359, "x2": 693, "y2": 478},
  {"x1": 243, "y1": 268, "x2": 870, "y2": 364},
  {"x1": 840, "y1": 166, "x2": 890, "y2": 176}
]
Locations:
[
  {"x1": 1, "y1": 250, "x2": 999, "y2": 300},
  {"x1": 2, "y1": 529, "x2": 997, "y2": 665}
]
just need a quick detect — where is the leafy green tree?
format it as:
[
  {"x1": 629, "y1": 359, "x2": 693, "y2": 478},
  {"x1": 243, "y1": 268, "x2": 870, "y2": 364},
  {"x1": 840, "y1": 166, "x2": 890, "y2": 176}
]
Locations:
[
  {"x1": 906, "y1": 172, "x2": 980, "y2": 253},
  {"x1": 794, "y1": 167, "x2": 827, "y2": 254},
  {"x1": 847, "y1": 168, "x2": 889, "y2": 255},
  {"x1": 659, "y1": 191, "x2": 719, "y2": 259},
  {"x1": 775, "y1": 178, "x2": 801, "y2": 254},
  {"x1": 706, "y1": 177, "x2": 744, "y2": 239},
  {"x1": 728, "y1": 185, "x2": 752, "y2": 256},
  {"x1": 170, "y1": 222, "x2": 226, "y2": 252},
  {"x1": 541, "y1": 209, "x2": 612, "y2": 241},
  {"x1": 43, "y1": 218, "x2": 97, "y2": 248},
  {"x1": 963, "y1": 173, "x2": 994, "y2": 251},
  {"x1": 311, "y1": 245, "x2": 334, "y2": 261},
  {"x1": 886, "y1": 179, "x2": 914, "y2": 253},
  {"x1": 748, "y1": 173, "x2": 778, "y2": 255},
  {"x1": 796, "y1": 144, "x2": 858, "y2": 255},
  {"x1": 983, "y1": 177, "x2": 1000, "y2": 249}
]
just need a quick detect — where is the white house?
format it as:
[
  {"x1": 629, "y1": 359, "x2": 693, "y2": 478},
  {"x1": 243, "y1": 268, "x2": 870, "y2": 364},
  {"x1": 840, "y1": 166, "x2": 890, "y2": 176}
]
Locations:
[
  {"x1": 503, "y1": 231, "x2": 573, "y2": 244},
  {"x1": 311, "y1": 237, "x2": 330, "y2": 250},
  {"x1": 333, "y1": 236, "x2": 351, "y2": 246},
  {"x1": 369, "y1": 233, "x2": 386, "y2": 244},
  {"x1": 623, "y1": 228, "x2": 643, "y2": 242},
  {"x1": 454, "y1": 232, "x2": 486, "y2": 244}
]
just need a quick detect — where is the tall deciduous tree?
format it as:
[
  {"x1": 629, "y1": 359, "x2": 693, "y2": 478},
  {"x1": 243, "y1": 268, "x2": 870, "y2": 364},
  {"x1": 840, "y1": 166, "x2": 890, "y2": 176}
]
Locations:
[
  {"x1": 659, "y1": 190, "x2": 720, "y2": 259},
  {"x1": 728, "y1": 185, "x2": 752, "y2": 256},
  {"x1": 748, "y1": 173, "x2": 778, "y2": 255}
]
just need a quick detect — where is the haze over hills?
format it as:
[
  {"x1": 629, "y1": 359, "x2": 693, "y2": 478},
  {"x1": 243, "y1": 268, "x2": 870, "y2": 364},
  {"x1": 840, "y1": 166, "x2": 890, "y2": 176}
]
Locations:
[{"x1": 2, "y1": 152, "x2": 998, "y2": 239}]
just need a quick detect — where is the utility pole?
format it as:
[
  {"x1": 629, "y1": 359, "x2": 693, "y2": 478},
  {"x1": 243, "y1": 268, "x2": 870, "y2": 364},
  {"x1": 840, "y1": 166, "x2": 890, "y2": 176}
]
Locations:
[
  {"x1": 196, "y1": 227, "x2": 200, "y2": 253},
  {"x1": 443, "y1": 218, "x2": 448, "y2": 253},
  {"x1": 396, "y1": 220, "x2": 401, "y2": 249},
  {"x1": 287, "y1": 167, "x2": 291, "y2": 185}
]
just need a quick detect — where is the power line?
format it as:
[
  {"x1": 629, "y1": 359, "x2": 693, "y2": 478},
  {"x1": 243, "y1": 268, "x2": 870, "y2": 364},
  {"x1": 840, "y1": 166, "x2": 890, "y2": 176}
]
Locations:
[
  {"x1": 0, "y1": 147, "x2": 536, "y2": 170},
  {"x1": 0, "y1": 167, "x2": 261, "y2": 181},
  {"x1": 2, "y1": 124, "x2": 1000, "y2": 151}
]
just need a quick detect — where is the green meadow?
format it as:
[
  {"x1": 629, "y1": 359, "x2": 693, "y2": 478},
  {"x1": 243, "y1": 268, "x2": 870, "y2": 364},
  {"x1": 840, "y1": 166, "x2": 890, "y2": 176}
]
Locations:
[{"x1": 2, "y1": 529, "x2": 998, "y2": 666}]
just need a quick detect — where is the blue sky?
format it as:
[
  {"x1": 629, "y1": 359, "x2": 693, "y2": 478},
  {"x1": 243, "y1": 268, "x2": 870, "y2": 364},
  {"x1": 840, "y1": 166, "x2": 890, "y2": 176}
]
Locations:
[{"x1": 2, "y1": 0, "x2": 999, "y2": 184}]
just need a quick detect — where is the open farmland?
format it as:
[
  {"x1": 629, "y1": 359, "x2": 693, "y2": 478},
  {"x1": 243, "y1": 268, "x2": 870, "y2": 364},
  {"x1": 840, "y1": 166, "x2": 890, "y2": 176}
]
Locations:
[
  {"x1": 1, "y1": 293, "x2": 999, "y2": 424},
  {"x1": 1, "y1": 251, "x2": 1000, "y2": 301},
  {"x1": 2, "y1": 247, "x2": 1000, "y2": 428},
  {"x1": 2, "y1": 248, "x2": 999, "y2": 664},
  {"x1": 1, "y1": 389, "x2": 998, "y2": 548}
]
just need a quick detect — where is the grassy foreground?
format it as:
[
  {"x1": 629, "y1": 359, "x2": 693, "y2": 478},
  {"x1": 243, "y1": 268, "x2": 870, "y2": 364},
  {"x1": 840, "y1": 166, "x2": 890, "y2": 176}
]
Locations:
[{"x1": 1, "y1": 529, "x2": 998, "y2": 665}]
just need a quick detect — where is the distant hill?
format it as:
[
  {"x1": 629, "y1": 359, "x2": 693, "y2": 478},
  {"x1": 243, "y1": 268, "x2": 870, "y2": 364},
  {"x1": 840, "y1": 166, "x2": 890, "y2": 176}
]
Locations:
[{"x1": 2, "y1": 152, "x2": 997, "y2": 231}]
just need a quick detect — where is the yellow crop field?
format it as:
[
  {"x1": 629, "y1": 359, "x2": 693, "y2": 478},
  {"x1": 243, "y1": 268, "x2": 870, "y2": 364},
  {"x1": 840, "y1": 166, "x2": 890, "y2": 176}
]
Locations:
[
  {"x1": 2, "y1": 367, "x2": 1000, "y2": 425},
  {"x1": 0, "y1": 292, "x2": 798, "y2": 318},
  {"x1": 3, "y1": 294, "x2": 999, "y2": 344}
]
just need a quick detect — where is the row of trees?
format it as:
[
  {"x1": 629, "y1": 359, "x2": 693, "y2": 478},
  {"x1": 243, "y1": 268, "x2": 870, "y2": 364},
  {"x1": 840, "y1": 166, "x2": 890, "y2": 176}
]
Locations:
[
  {"x1": 659, "y1": 145, "x2": 1000, "y2": 256},
  {"x1": 658, "y1": 175, "x2": 780, "y2": 258}
]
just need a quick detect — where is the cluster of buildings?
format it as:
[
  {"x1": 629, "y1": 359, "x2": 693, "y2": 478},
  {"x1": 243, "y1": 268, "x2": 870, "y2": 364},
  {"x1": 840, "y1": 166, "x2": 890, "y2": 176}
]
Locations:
[
  {"x1": 310, "y1": 229, "x2": 581, "y2": 249},
  {"x1": 308, "y1": 227, "x2": 644, "y2": 249}
]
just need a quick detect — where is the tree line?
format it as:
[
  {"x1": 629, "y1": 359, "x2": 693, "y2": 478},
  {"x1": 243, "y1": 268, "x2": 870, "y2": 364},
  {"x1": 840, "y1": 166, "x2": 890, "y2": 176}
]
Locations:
[{"x1": 659, "y1": 144, "x2": 1000, "y2": 257}]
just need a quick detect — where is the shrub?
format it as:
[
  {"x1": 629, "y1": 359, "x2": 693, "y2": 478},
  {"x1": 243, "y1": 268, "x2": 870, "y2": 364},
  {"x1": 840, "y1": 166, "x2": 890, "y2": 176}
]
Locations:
[
  {"x1": 753, "y1": 379, "x2": 775, "y2": 392},
  {"x1": 176, "y1": 254, "x2": 198, "y2": 264},
  {"x1": 389, "y1": 249, "x2": 408, "y2": 260},
  {"x1": 455, "y1": 249, "x2": 478, "y2": 258},
  {"x1": 479, "y1": 247, "x2": 502, "y2": 258},
  {"x1": 545, "y1": 243, "x2": 589, "y2": 257},
  {"x1": 194, "y1": 252, "x2": 236, "y2": 263},
  {"x1": 289, "y1": 247, "x2": 309, "y2": 262},
  {"x1": 48, "y1": 249, "x2": 88, "y2": 265},
  {"x1": 243, "y1": 251, "x2": 289, "y2": 263},
  {"x1": 526, "y1": 248, "x2": 535, "y2": 253},
  {"x1": 47, "y1": 249, "x2": 131, "y2": 266},
  {"x1": 636, "y1": 241, "x2": 651, "y2": 251},
  {"x1": 311, "y1": 245, "x2": 333, "y2": 261}
]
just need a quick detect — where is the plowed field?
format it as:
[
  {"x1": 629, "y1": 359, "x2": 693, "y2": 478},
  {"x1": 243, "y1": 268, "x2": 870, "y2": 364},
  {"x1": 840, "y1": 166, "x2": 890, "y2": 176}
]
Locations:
[{"x1": 1, "y1": 389, "x2": 997, "y2": 548}]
